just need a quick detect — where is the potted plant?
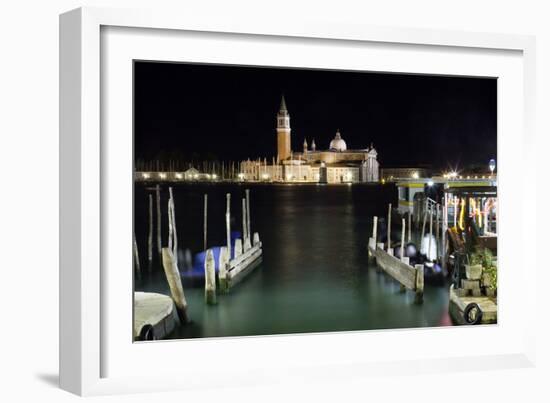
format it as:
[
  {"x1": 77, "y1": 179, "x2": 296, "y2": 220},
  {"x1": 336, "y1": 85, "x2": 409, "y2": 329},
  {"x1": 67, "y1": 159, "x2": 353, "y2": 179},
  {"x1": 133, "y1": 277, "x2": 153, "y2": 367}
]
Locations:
[
  {"x1": 467, "y1": 247, "x2": 494, "y2": 281},
  {"x1": 483, "y1": 263, "x2": 497, "y2": 297}
]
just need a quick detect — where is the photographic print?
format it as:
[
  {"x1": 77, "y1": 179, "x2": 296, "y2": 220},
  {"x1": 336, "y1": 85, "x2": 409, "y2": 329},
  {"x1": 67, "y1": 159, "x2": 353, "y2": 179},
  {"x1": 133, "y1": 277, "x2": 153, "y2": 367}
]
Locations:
[{"x1": 132, "y1": 61, "x2": 497, "y2": 341}]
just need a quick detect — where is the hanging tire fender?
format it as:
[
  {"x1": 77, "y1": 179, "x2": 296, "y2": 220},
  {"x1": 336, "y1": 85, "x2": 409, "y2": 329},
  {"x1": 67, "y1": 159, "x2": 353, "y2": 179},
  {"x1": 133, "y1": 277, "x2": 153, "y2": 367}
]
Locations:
[
  {"x1": 463, "y1": 302, "x2": 483, "y2": 325},
  {"x1": 139, "y1": 324, "x2": 155, "y2": 341}
]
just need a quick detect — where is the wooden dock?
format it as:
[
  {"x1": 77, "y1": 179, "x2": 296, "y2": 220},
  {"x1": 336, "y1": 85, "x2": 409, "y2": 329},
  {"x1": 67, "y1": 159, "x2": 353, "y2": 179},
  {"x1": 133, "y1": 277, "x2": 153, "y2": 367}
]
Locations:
[
  {"x1": 225, "y1": 233, "x2": 263, "y2": 289},
  {"x1": 133, "y1": 291, "x2": 179, "y2": 341},
  {"x1": 368, "y1": 237, "x2": 424, "y2": 303},
  {"x1": 448, "y1": 285, "x2": 497, "y2": 325}
]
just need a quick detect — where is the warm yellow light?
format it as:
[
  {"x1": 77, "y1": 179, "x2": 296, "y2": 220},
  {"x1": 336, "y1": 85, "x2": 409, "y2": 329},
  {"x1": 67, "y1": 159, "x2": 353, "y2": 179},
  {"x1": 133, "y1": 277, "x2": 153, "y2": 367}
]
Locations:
[
  {"x1": 175, "y1": 173, "x2": 183, "y2": 179},
  {"x1": 459, "y1": 198, "x2": 466, "y2": 230},
  {"x1": 261, "y1": 173, "x2": 269, "y2": 180},
  {"x1": 159, "y1": 173, "x2": 167, "y2": 179},
  {"x1": 212, "y1": 174, "x2": 217, "y2": 179},
  {"x1": 142, "y1": 173, "x2": 150, "y2": 179},
  {"x1": 412, "y1": 171, "x2": 419, "y2": 179}
]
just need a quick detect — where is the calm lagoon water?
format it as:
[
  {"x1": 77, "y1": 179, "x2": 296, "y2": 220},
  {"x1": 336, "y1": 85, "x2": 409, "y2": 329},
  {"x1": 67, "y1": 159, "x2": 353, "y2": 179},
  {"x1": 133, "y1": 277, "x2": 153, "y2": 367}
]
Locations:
[{"x1": 134, "y1": 183, "x2": 451, "y2": 339}]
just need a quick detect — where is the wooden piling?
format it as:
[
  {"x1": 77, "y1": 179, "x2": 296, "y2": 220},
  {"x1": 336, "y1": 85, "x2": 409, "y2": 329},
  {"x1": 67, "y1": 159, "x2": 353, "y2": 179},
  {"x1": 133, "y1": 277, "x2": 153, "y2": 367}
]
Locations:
[
  {"x1": 242, "y1": 198, "x2": 248, "y2": 249},
  {"x1": 203, "y1": 194, "x2": 208, "y2": 251},
  {"x1": 407, "y1": 212, "x2": 411, "y2": 243},
  {"x1": 400, "y1": 218, "x2": 405, "y2": 260},
  {"x1": 234, "y1": 239, "x2": 242, "y2": 258},
  {"x1": 169, "y1": 187, "x2": 178, "y2": 265},
  {"x1": 147, "y1": 194, "x2": 153, "y2": 272},
  {"x1": 156, "y1": 184, "x2": 162, "y2": 262},
  {"x1": 428, "y1": 206, "x2": 433, "y2": 261},
  {"x1": 133, "y1": 233, "x2": 141, "y2": 277},
  {"x1": 436, "y1": 204, "x2": 440, "y2": 259},
  {"x1": 372, "y1": 216, "x2": 378, "y2": 245},
  {"x1": 218, "y1": 246, "x2": 229, "y2": 293},
  {"x1": 387, "y1": 203, "x2": 392, "y2": 251},
  {"x1": 246, "y1": 189, "x2": 251, "y2": 244},
  {"x1": 421, "y1": 210, "x2": 427, "y2": 243},
  {"x1": 204, "y1": 249, "x2": 217, "y2": 304},
  {"x1": 167, "y1": 197, "x2": 173, "y2": 252},
  {"x1": 225, "y1": 193, "x2": 231, "y2": 259},
  {"x1": 415, "y1": 264, "x2": 424, "y2": 304},
  {"x1": 161, "y1": 247, "x2": 189, "y2": 323}
]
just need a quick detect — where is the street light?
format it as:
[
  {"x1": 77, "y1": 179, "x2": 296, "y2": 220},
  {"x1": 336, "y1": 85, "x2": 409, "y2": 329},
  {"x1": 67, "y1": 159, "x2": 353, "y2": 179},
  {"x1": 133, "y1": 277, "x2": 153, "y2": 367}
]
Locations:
[
  {"x1": 427, "y1": 180, "x2": 434, "y2": 187},
  {"x1": 489, "y1": 159, "x2": 496, "y2": 175}
]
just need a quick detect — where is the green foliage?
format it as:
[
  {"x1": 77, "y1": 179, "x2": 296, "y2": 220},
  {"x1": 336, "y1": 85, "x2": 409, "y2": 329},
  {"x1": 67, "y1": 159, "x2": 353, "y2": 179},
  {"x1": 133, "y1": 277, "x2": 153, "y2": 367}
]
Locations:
[
  {"x1": 470, "y1": 247, "x2": 497, "y2": 290},
  {"x1": 484, "y1": 265, "x2": 498, "y2": 290}
]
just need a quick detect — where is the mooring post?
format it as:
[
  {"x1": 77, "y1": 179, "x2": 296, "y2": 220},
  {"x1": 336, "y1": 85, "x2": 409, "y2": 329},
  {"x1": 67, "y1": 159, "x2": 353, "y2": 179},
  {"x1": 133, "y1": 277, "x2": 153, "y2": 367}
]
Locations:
[
  {"x1": 169, "y1": 187, "x2": 178, "y2": 265},
  {"x1": 156, "y1": 184, "x2": 162, "y2": 263},
  {"x1": 234, "y1": 239, "x2": 242, "y2": 258},
  {"x1": 428, "y1": 205, "x2": 433, "y2": 261},
  {"x1": 218, "y1": 246, "x2": 229, "y2": 293},
  {"x1": 407, "y1": 212, "x2": 412, "y2": 243},
  {"x1": 421, "y1": 210, "x2": 427, "y2": 243},
  {"x1": 133, "y1": 233, "x2": 141, "y2": 277},
  {"x1": 387, "y1": 203, "x2": 392, "y2": 251},
  {"x1": 400, "y1": 217, "x2": 405, "y2": 260},
  {"x1": 242, "y1": 198, "x2": 248, "y2": 250},
  {"x1": 204, "y1": 249, "x2": 217, "y2": 304},
  {"x1": 168, "y1": 197, "x2": 174, "y2": 252},
  {"x1": 203, "y1": 194, "x2": 208, "y2": 251},
  {"x1": 435, "y1": 204, "x2": 441, "y2": 254},
  {"x1": 161, "y1": 247, "x2": 189, "y2": 323},
  {"x1": 372, "y1": 216, "x2": 378, "y2": 245},
  {"x1": 246, "y1": 189, "x2": 251, "y2": 244},
  {"x1": 147, "y1": 194, "x2": 153, "y2": 272},
  {"x1": 225, "y1": 193, "x2": 231, "y2": 259},
  {"x1": 414, "y1": 264, "x2": 424, "y2": 303}
]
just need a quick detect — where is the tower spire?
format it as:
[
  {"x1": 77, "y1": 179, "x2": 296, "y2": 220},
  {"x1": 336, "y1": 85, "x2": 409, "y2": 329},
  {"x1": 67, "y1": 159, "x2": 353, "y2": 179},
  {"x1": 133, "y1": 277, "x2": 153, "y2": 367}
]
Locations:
[
  {"x1": 276, "y1": 95, "x2": 291, "y2": 162},
  {"x1": 279, "y1": 95, "x2": 288, "y2": 113}
]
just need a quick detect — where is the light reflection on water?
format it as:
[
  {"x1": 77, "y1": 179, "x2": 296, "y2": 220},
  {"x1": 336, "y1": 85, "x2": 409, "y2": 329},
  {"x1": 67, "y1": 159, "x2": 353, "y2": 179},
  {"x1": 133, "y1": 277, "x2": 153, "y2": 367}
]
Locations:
[{"x1": 134, "y1": 183, "x2": 451, "y2": 339}]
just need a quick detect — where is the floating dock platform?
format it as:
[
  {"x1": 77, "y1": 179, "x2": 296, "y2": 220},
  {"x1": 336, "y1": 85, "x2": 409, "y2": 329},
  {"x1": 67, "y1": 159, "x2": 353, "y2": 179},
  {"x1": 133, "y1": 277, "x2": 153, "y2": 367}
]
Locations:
[
  {"x1": 368, "y1": 237, "x2": 424, "y2": 302},
  {"x1": 448, "y1": 285, "x2": 497, "y2": 325},
  {"x1": 133, "y1": 291, "x2": 179, "y2": 341}
]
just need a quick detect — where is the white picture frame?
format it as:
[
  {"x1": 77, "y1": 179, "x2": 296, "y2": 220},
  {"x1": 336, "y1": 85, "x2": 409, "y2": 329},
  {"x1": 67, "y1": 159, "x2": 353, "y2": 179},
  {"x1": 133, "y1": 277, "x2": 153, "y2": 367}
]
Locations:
[{"x1": 60, "y1": 6, "x2": 537, "y2": 396}]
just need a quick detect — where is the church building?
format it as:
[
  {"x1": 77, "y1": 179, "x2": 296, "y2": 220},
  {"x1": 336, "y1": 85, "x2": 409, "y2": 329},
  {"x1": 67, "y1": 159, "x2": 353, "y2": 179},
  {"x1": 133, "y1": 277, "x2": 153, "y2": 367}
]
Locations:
[{"x1": 240, "y1": 96, "x2": 380, "y2": 184}]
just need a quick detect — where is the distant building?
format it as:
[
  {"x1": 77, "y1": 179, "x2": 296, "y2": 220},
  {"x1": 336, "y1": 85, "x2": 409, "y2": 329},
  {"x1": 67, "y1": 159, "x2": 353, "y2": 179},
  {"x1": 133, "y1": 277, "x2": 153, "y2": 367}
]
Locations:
[
  {"x1": 241, "y1": 96, "x2": 380, "y2": 184},
  {"x1": 380, "y1": 167, "x2": 430, "y2": 182}
]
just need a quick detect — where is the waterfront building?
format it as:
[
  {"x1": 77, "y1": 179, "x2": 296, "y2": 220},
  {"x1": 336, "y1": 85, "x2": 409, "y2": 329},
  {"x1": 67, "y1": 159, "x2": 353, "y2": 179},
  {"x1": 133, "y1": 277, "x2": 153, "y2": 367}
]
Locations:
[
  {"x1": 240, "y1": 96, "x2": 380, "y2": 184},
  {"x1": 380, "y1": 167, "x2": 430, "y2": 182}
]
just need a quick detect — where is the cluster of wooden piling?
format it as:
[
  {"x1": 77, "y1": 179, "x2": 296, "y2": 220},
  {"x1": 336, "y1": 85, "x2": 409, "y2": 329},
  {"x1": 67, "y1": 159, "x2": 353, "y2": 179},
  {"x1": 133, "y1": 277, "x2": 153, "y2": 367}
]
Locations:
[
  {"x1": 416, "y1": 198, "x2": 447, "y2": 264},
  {"x1": 203, "y1": 189, "x2": 263, "y2": 304},
  {"x1": 368, "y1": 204, "x2": 424, "y2": 303},
  {"x1": 133, "y1": 185, "x2": 164, "y2": 278},
  {"x1": 134, "y1": 186, "x2": 189, "y2": 340},
  {"x1": 133, "y1": 185, "x2": 264, "y2": 341}
]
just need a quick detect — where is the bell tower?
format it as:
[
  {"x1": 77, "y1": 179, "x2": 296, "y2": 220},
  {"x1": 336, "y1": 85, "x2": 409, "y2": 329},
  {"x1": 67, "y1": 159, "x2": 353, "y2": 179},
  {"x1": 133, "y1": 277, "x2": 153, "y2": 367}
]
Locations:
[{"x1": 276, "y1": 95, "x2": 291, "y2": 162}]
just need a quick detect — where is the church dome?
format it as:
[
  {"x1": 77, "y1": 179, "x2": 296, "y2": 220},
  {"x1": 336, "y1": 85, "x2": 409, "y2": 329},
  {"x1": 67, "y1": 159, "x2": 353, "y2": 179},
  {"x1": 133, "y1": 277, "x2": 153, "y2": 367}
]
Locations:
[{"x1": 329, "y1": 130, "x2": 347, "y2": 152}]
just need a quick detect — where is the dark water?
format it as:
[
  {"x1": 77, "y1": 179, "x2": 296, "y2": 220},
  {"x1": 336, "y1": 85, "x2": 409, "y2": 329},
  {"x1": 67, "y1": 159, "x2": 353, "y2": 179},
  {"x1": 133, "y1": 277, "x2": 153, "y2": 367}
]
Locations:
[{"x1": 134, "y1": 183, "x2": 451, "y2": 339}]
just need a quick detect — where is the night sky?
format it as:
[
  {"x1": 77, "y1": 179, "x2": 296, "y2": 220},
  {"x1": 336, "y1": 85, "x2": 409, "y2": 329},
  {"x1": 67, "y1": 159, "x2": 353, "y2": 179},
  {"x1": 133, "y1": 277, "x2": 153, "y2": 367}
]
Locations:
[{"x1": 134, "y1": 61, "x2": 496, "y2": 170}]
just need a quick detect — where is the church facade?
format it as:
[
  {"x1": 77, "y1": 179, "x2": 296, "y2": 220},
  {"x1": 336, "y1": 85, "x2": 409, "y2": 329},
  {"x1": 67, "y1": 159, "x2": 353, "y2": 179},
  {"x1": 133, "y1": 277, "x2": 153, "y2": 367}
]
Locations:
[{"x1": 241, "y1": 96, "x2": 380, "y2": 184}]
